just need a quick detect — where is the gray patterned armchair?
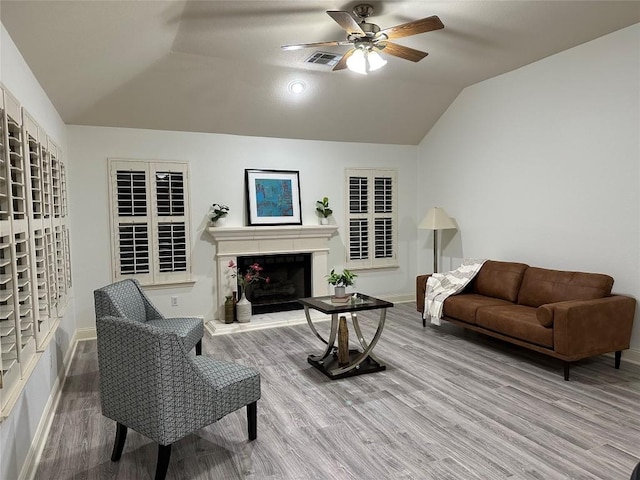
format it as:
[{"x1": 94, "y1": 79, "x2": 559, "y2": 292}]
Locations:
[
  {"x1": 96, "y1": 315, "x2": 261, "y2": 480},
  {"x1": 94, "y1": 278, "x2": 204, "y2": 355}
]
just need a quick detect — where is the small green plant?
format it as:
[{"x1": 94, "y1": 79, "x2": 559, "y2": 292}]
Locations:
[
  {"x1": 326, "y1": 268, "x2": 357, "y2": 287},
  {"x1": 210, "y1": 203, "x2": 229, "y2": 223},
  {"x1": 316, "y1": 197, "x2": 333, "y2": 218}
]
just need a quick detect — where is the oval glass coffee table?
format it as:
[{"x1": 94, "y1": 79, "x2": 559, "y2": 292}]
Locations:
[{"x1": 298, "y1": 293, "x2": 393, "y2": 380}]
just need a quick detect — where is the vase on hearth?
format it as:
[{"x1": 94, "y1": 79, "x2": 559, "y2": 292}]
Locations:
[
  {"x1": 236, "y1": 292, "x2": 252, "y2": 323},
  {"x1": 224, "y1": 295, "x2": 234, "y2": 324}
]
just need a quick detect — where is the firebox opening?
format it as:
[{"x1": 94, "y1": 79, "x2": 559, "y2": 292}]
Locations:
[{"x1": 237, "y1": 253, "x2": 312, "y2": 314}]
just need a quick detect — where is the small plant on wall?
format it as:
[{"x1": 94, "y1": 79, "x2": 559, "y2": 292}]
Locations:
[{"x1": 316, "y1": 197, "x2": 332, "y2": 224}]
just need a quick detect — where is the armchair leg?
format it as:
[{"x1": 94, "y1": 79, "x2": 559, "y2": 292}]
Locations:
[
  {"x1": 155, "y1": 444, "x2": 172, "y2": 480},
  {"x1": 615, "y1": 350, "x2": 622, "y2": 369},
  {"x1": 196, "y1": 339, "x2": 202, "y2": 356},
  {"x1": 111, "y1": 422, "x2": 128, "y2": 461},
  {"x1": 564, "y1": 362, "x2": 571, "y2": 381},
  {"x1": 247, "y1": 401, "x2": 257, "y2": 441}
]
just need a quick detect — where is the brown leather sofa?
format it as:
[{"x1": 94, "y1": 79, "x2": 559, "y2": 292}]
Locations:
[{"x1": 416, "y1": 260, "x2": 636, "y2": 380}]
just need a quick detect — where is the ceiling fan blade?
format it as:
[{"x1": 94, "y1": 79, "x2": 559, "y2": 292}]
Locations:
[
  {"x1": 378, "y1": 42, "x2": 428, "y2": 62},
  {"x1": 281, "y1": 40, "x2": 347, "y2": 51},
  {"x1": 326, "y1": 10, "x2": 365, "y2": 36},
  {"x1": 333, "y1": 49, "x2": 355, "y2": 71},
  {"x1": 379, "y1": 15, "x2": 444, "y2": 40}
]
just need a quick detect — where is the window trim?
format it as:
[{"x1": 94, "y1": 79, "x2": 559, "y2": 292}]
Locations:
[{"x1": 107, "y1": 158, "x2": 192, "y2": 286}]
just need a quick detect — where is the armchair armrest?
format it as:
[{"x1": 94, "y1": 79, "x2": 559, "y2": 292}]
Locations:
[
  {"x1": 549, "y1": 295, "x2": 636, "y2": 357},
  {"x1": 416, "y1": 274, "x2": 433, "y2": 313}
]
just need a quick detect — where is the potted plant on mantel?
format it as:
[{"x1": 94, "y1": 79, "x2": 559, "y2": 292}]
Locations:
[
  {"x1": 210, "y1": 203, "x2": 229, "y2": 226},
  {"x1": 316, "y1": 197, "x2": 332, "y2": 225},
  {"x1": 326, "y1": 268, "x2": 357, "y2": 299}
]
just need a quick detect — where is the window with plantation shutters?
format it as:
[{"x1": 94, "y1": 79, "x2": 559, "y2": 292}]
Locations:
[
  {"x1": 108, "y1": 159, "x2": 191, "y2": 285},
  {"x1": 345, "y1": 168, "x2": 397, "y2": 269}
]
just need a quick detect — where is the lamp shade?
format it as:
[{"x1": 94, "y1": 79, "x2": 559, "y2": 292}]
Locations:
[
  {"x1": 418, "y1": 207, "x2": 456, "y2": 230},
  {"x1": 346, "y1": 48, "x2": 367, "y2": 75},
  {"x1": 367, "y1": 50, "x2": 387, "y2": 71}
]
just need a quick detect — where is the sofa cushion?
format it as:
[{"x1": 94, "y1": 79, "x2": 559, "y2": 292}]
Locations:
[
  {"x1": 476, "y1": 305, "x2": 553, "y2": 348},
  {"x1": 443, "y1": 293, "x2": 513, "y2": 324},
  {"x1": 471, "y1": 260, "x2": 529, "y2": 302},
  {"x1": 517, "y1": 267, "x2": 613, "y2": 308},
  {"x1": 536, "y1": 305, "x2": 554, "y2": 327}
]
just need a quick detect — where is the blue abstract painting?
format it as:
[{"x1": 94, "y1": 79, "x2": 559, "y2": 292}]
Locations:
[{"x1": 255, "y1": 179, "x2": 294, "y2": 217}]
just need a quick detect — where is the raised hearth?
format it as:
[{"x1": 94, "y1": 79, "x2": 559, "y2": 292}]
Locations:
[{"x1": 207, "y1": 225, "x2": 338, "y2": 320}]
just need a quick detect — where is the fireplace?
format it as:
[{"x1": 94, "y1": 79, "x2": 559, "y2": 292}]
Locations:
[
  {"x1": 207, "y1": 225, "x2": 338, "y2": 321},
  {"x1": 238, "y1": 253, "x2": 311, "y2": 314}
]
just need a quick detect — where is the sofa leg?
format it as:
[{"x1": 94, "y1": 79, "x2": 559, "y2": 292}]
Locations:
[
  {"x1": 615, "y1": 350, "x2": 622, "y2": 369},
  {"x1": 111, "y1": 422, "x2": 128, "y2": 461},
  {"x1": 422, "y1": 316, "x2": 426, "y2": 328},
  {"x1": 563, "y1": 362, "x2": 571, "y2": 381},
  {"x1": 196, "y1": 339, "x2": 202, "y2": 356}
]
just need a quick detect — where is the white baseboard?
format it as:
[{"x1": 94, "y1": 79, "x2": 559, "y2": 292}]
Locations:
[
  {"x1": 380, "y1": 293, "x2": 414, "y2": 304},
  {"x1": 19, "y1": 331, "x2": 82, "y2": 480},
  {"x1": 75, "y1": 327, "x2": 97, "y2": 341},
  {"x1": 620, "y1": 347, "x2": 640, "y2": 366}
]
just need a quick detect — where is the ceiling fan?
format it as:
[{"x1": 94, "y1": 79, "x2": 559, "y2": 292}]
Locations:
[{"x1": 281, "y1": 3, "x2": 444, "y2": 74}]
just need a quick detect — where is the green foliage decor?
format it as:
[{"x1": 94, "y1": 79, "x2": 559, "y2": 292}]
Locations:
[
  {"x1": 326, "y1": 268, "x2": 357, "y2": 287},
  {"x1": 316, "y1": 197, "x2": 333, "y2": 218},
  {"x1": 211, "y1": 203, "x2": 229, "y2": 223}
]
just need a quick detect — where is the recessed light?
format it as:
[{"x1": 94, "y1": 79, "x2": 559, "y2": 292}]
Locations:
[{"x1": 288, "y1": 80, "x2": 306, "y2": 94}]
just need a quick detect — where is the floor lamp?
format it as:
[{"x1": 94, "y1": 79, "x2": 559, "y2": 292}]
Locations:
[{"x1": 419, "y1": 207, "x2": 456, "y2": 273}]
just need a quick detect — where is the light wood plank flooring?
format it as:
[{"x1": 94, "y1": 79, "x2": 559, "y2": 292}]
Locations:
[{"x1": 36, "y1": 303, "x2": 640, "y2": 479}]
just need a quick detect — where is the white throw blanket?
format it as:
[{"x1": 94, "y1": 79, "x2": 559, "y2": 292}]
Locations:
[{"x1": 424, "y1": 259, "x2": 487, "y2": 326}]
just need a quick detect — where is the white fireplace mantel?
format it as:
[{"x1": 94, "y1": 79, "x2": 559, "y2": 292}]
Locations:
[{"x1": 207, "y1": 225, "x2": 339, "y2": 319}]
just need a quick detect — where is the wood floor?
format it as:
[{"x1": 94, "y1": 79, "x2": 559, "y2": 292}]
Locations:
[{"x1": 36, "y1": 303, "x2": 640, "y2": 479}]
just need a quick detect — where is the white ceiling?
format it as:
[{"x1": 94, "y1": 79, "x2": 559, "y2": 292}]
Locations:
[{"x1": 2, "y1": 1, "x2": 639, "y2": 145}]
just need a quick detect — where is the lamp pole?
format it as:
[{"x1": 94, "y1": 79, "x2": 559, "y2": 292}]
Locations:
[
  {"x1": 433, "y1": 229, "x2": 439, "y2": 273},
  {"x1": 418, "y1": 207, "x2": 456, "y2": 274}
]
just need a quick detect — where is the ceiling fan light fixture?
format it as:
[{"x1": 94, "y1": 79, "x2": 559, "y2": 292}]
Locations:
[
  {"x1": 367, "y1": 50, "x2": 387, "y2": 71},
  {"x1": 346, "y1": 48, "x2": 368, "y2": 75}
]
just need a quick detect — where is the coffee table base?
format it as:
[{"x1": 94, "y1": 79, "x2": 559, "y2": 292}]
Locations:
[{"x1": 307, "y1": 349, "x2": 386, "y2": 380}]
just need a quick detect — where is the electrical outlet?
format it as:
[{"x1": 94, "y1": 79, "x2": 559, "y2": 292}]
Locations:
[{"x1": 171, "y1": 296, "x2": 178, "y2": 307}]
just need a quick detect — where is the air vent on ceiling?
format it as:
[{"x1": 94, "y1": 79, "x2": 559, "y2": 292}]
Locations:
[{"x1": 304, "y1": 51, "x2": 341, "y2": 67}]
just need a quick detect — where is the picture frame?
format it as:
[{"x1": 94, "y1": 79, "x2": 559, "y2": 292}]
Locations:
[{"x1": 245, "y1": 169, "x2": 302, "y2": 226}]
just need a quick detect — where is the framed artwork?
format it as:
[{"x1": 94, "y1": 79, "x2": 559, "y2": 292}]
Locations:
[{"x1": 245, "y1": 169, "x2": 302, "y2": 226}]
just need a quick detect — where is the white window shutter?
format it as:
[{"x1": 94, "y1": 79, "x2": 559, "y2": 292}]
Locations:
[
  {"x1": 345, "y1": 168, "x2": 397, "y2": 269},
  {"x1": 109, "y1": 159, "x2": 191, "y2": 285}
]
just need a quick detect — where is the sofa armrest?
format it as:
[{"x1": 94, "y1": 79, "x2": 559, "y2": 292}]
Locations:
[
  {"x1": 550, "y1": 295, "x2": 636, "y2": 357},
  {"x1": 416, "y1": 274, "x2": 432, "y2": 313}
]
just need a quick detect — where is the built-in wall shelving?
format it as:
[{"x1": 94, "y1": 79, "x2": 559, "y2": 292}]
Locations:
[{"x1": 0, "y1": 84, "x2": 71, "y2": 419}]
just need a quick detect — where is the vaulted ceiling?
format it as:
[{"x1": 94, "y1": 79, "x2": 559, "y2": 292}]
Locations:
[{"x1": 2, "y1": 1, "x2": 638, "y2": 145}]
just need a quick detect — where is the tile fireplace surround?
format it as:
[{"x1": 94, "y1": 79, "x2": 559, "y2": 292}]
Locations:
[{"x1": 207, "y1": 225, "x2": 339, "y2": 321}]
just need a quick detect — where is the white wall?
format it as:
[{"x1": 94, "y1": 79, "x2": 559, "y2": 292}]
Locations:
[
  {"x1": 67, "y1": 126, "x2": 418, "y2": 330},
  {"x1": 417, "y1": 24, "x2": 640, "y2": 350},
  {"x1": 0, "y1": 25, "x2": 76, "y2": 480}
]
